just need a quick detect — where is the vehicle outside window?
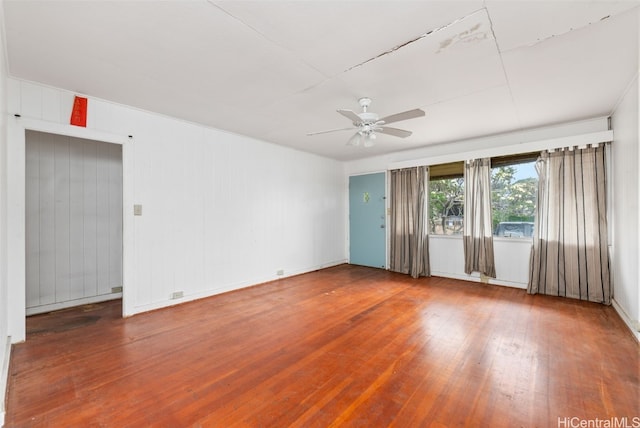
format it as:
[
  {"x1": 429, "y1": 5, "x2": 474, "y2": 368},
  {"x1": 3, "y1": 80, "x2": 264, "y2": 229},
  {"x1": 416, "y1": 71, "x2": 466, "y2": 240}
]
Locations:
[{"x1": 494, "y1": 221, "x2": 534, "y2": 238}]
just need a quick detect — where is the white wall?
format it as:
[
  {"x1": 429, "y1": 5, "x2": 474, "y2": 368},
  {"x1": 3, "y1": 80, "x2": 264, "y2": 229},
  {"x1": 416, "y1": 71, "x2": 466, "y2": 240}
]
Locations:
[
  {"x1": 611, "y1": 75, "x2": 640, "y2": 339},
  {"x1": 6, "y1": 78, "x2": 347, "y2": 342},
  {"x1": 0, "y1": 0, "x2": 8, "y2": 424},
  {"x1": 346, "y1": 118, "x2": 612, "y2": 289}
]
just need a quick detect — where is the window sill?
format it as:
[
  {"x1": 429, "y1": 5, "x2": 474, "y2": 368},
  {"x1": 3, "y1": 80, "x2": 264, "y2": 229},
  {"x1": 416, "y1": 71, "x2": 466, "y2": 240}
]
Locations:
[
  {"x1": 428, "y1": 234, "x2": 463, "y2": 240},
  {"x1": 493, "y1": 236, "x2": 533, "y2": 243},
  {"x1": 428, "y1": 235, "x2": 533, "y2": 243}
]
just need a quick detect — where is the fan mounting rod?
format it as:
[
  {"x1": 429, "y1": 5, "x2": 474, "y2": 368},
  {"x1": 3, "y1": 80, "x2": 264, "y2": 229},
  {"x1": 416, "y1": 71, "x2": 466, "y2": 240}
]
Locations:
[
  {"x1": 358, "y1": 97, "x2": 372, "y2": 112},
  {"x1": 356, "y1": 97, "x2": 379, "y2": 124}
]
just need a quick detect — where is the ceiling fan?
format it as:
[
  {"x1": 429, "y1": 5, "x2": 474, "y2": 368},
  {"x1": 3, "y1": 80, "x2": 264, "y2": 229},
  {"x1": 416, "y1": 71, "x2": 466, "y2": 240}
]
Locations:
[{"x1": 307, "y1": 97, "x2": 425, "y2": 147}]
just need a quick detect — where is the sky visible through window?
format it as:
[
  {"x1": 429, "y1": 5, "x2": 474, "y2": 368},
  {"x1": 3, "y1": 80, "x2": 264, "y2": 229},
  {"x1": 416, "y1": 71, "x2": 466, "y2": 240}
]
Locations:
[
  {"x1": 513, "y1": 162, "x2": 537, "y2": 181},
  {"x1": 491, "y1": 160, "x2": 538, "y2": 237}
]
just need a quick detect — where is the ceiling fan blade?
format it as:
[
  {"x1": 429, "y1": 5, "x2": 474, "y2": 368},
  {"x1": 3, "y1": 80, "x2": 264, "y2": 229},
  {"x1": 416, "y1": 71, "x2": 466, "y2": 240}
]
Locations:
[
  {"x1": 379, "y1": 109, "x2": 425, "y2": 125},
  {"x1": 337, "y1": 109, "x2": 362, "y2": 124},
  {"x1": 378, "y1": 127, "x2": 413, "y2": 138},
  {"x1": 306, "y1": 127, "x2": 354, "y2": 136}
]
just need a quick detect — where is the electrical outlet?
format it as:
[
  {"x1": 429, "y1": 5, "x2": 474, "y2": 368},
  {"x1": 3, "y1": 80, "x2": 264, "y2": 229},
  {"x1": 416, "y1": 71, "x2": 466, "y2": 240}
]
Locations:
[
  {"x1": 171, "y1": 291, "x2": 184, "y2": 300},
  {"x1": 276, "y1": 269, "x2": 284, "y2": 276},
  {"x1": 111, "y1": 286, "x2": 123, "y2": 293},
  {"x1": 480, "y1": 274, "x2": 490, "y2": 284}
]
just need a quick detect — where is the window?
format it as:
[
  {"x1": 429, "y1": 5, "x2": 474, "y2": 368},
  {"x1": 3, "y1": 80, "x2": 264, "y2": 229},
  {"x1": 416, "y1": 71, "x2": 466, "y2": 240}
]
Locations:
[
  {"x1": 428, "y1": 153, "x2": 539, "y2": 237},
  {"x1": 429, "y1": 162, "x2": 464, "y2": 235},
  {"x1": 490, "y1": 153, "x2": 539, "y2": 238}
]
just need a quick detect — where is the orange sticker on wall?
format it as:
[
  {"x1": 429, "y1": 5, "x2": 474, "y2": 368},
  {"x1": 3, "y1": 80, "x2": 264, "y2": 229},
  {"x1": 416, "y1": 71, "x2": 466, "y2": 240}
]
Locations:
[{"x1": 70, "y1": 96, "x2": 88, "y2": 127}]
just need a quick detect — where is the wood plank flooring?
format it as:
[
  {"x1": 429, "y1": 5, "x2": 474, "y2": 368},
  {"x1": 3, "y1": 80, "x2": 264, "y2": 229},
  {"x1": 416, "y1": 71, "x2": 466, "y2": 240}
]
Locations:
[{"x1": 6, "y1": 265, "x2": 639, "y2": 427}]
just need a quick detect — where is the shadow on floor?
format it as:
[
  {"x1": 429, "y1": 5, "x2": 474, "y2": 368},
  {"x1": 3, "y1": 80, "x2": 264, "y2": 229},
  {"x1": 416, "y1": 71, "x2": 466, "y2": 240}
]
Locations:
[{"x1": 26, "y1": 299, "x2": 122, "y2": 337}]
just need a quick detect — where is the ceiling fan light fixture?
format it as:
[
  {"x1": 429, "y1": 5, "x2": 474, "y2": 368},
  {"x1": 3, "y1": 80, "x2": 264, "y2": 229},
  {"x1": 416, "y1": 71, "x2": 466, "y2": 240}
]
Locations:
[
  {"x1": 363, "y1": 131, "x2": 376, "y2": 147},
  {"x1": 347, "y1": 132, "x2": 362, "y2": 146}
]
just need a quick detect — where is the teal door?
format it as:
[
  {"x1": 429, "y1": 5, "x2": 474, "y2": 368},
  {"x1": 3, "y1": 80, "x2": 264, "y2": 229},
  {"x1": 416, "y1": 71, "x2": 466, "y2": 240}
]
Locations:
[{"x1": 349, "y1": 172, "x2": 386, "y2": 268}]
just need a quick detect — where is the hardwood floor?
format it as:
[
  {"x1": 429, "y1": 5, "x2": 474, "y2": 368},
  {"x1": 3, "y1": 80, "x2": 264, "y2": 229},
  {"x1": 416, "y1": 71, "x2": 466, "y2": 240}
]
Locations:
[{"x1": 6, "y1": 265, "x2": 639, "y2": 427}]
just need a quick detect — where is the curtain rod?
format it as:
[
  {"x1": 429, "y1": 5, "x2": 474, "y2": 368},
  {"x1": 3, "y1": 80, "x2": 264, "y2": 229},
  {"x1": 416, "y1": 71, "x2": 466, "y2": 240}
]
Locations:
[{"x1": 388, "y1": 130, "x2": 613, "y2": 170}]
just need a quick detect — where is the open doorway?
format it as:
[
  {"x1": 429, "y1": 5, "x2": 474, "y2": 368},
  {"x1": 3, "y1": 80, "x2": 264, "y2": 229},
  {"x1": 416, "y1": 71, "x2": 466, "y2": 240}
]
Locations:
[{"x1": 25, "y1": 130, "x2": 123, "y2": 317}]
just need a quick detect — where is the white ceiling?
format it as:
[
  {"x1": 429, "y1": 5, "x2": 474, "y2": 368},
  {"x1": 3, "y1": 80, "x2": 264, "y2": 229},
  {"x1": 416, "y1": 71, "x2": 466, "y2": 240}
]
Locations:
[{"x1": 3, "y1": 0, "x2": 639, "y2": 161}]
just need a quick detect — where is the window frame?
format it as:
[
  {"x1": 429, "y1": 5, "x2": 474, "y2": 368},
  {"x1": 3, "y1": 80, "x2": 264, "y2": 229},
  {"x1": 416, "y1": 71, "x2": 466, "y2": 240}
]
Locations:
[
  {"x1": 490, "y1": 152, "x2": 539, "y2": 239},
  {"x1": 428, "y1": 162, "x2": 465, "y2": 236}
]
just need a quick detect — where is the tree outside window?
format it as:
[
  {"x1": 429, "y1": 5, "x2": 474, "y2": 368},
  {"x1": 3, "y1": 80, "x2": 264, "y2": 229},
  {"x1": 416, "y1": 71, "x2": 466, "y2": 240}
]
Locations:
[
  {"x1": 491, "y1": 162, "x2": 538, "y2": 237},
  {"x1": 427, "y1": 156, "x2": 538, "y2": 237},
  {"x1": 429, "y1": 177, "x2": 464, "y2": 235}
]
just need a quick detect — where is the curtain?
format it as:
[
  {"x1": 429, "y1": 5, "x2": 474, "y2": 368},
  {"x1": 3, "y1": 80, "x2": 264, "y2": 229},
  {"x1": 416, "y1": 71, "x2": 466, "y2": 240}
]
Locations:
[
  {"x1": 389, "y1": 166, "x2": 430, "y2": 278},
  {"x1": 463, "y1": 158, "x2": 496, "y2": 278},
  {"x1": 528, "y1": 145, "x2": 611, "y2": 304}
]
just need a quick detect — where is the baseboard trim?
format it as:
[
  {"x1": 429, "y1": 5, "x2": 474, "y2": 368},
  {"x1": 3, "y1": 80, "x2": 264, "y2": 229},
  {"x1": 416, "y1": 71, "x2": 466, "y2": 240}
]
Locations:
[
  {"x1": 128, "y1": 260, "x2": 349, "y2": 317},
  {"x1": 0, "y1": 335, "x2": 12, "y2": 428},
  {"x1": 611, "y1": 299, "x2": 640, "y2": 343},
  {"x1": 429, "y1": 271, "x2": 527, "y2": 290}
]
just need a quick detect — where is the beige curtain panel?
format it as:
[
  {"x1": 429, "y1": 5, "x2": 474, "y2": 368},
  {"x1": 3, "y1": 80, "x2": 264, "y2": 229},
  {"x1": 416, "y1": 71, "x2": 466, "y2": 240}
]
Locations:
[
  {"x1": 463, "y1": 158, "x2": 496, "y2": 278},
  {"x1": 389, "y1": 166, "x2": 430, "y2": 278},
  {"x1": 528, "y1": 145, "x2": 611, "y2": 304}
]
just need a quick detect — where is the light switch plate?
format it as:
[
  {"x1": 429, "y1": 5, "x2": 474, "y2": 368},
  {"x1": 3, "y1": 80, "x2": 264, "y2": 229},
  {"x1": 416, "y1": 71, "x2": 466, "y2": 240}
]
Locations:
[{"x1": 134, "y1": 204, "x2": 142, "y2": 216}]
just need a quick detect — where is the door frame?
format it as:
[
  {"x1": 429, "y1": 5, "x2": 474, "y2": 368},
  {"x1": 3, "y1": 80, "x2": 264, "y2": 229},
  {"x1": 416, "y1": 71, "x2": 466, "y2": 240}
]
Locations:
[
  {"x1": 24, "y1": 130, "x2": 124, "y2": 315},
  {"x1": 348, "y1": 170, "x2": 389, "y2": 269},
  {"x1": 7, "y1": 116, "x2": 133, "y2": 342}
]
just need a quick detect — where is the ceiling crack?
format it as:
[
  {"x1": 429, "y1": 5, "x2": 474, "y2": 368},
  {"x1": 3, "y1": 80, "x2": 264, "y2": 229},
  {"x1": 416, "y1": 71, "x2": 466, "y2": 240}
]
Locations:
[
  {"x1": 501, "y1": 13, "x2": 617, "y2": 53},
  {"x1": 342, "y1": 8, "x2": 487, "y2": 73},
  {"x1": 206, "y1": 0, "x2": 332, "y2": 80},
  {"x1": 342, "y1": 33, "x2": 426, "y2": 73},
  {"x1": 485, "y1": 5, "x2": 523, "y2": 130}
]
